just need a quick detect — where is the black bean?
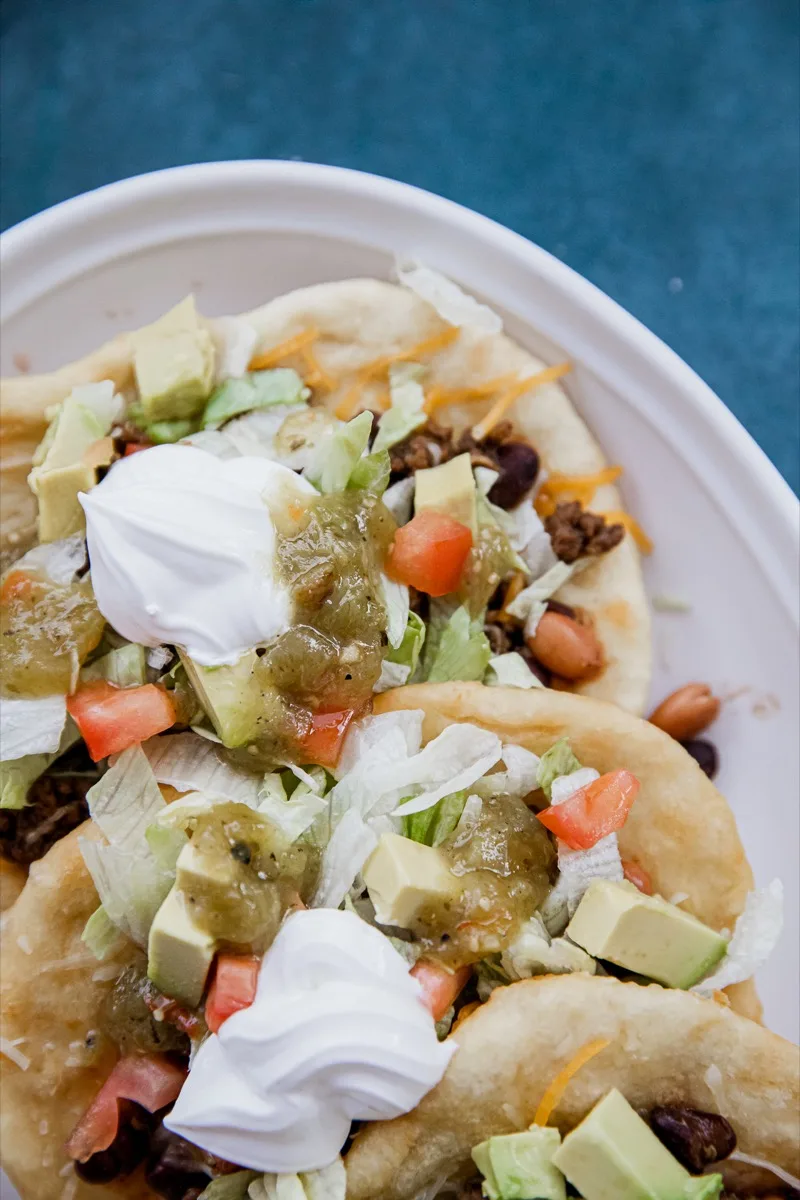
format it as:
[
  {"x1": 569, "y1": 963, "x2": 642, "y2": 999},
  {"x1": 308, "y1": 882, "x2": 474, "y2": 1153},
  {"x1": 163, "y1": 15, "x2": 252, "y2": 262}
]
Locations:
[
  {"x1": 546, "y1": 599, "x2": 577, "y2": 620},
  {"x1": 487, "y1": 442, "x2": 540, "y2": 509},
  {"x1": 649, "y1": 1106, "x2": 736, "y2": 1172},
  {"x1": 146, "y1": 1127, "x2": 211, "y2": 1200},
  {"x1": 74, "y1": 1122, "x2": 150, "y2": 1183},
  {"x1": 681, "y1": 738, "x2": 719, "y2": 779}
]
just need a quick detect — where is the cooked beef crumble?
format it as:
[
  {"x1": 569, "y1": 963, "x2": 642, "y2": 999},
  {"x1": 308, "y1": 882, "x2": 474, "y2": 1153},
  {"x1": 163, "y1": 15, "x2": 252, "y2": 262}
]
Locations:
[
  {"x1": 545, "y1": 500, "x2": 624, "y2": 564},
  {"x1": 0, "y1": 769, "x2": 94, "y2": 865}
]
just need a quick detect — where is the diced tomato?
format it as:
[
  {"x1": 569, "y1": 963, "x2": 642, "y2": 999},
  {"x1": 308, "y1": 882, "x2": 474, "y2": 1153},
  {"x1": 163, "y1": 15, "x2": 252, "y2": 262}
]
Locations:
[
  {"x1": 536, "y1": 769, "x2": 640, "y2": 850},
  {"x1": 410, "y1": 960, "x2": 471, "y2": 1023},
  {"x1": 0, "y1": 569, "x2": 36, "y2": 604},
  {"x1": 205, "y1": 955, "x2": 261, "y2": 1034},
  {"x1": 622, "y1": 858, "x2": 653, "y2": 895},
  {"x1": 385, "y1": 511, "x2": 473, "y2": 597},
  {"x1": 66, "y1": 1054, "x2": 186, "y2": 1162},
  {"x1": 298, "y1": 708, "x2": 356, "y2": 769},
  {"x1": 67, "y1": 680, "x2": 176, "y2": 761},
  {"x1": 123, "y1": 441, "x2": 152, "y2": 456}
]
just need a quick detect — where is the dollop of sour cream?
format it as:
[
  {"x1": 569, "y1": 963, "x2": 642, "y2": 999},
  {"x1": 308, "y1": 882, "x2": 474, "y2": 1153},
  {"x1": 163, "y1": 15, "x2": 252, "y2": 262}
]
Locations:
[
  {"x1": 165, "y1": 909, "x2": 456, "y2": 1172},
  {"x1": 81, "y1": 444, "x2": 315, "y2": 666}
]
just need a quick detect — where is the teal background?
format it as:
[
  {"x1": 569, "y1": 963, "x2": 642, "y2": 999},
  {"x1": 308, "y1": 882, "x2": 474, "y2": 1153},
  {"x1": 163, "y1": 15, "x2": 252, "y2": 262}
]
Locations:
[{"x1": 1, "y1": 0, "x2": 798, "y2": 489}]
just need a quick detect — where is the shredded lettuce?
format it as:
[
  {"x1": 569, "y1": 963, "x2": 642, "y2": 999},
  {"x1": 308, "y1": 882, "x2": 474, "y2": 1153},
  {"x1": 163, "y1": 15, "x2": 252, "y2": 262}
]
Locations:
[
  {"x1": 334, "y1": 709, "x2": 424, "y2": 780},
  {"x1": 501, "y1": 916, "x2": 597, "y2": 979},
  {"x1": 505, "y1": 559, "x2": 581, "y2": 638},
  {"x1": 248, "y1": 1159, "x2": 346, "y2": 1200},
  {"x1": 81, "y1": 905, "x2": 123, "y2": 961},
  {"x1": 374, "y1": 610, "x2": 426, "y2": 692},
  {"x1": 423, "y1": 603, "x2": 491, "y2": 683},
  {"x1": 382, "y1": 476, "x2": 415, "y2": 525},
  {"x1": 147, "y1": 646, "x2": 174, "y2": 671},
  {"x1": 304, "y1": 411, "x2": 373, "y2": 493},
  {"x1": 348, "y1": 448, "x2": 390, "y2": 495},
  {"x1": 484, "y1": 652, "x2": 543, "y2": 689},
  {"x1": 693, "y1": 880, "x2": 784, "y2": 995},
  {"x1": 371, "y1": 363, "x2": 427, "y2": 453},
  {"x1": 373, "y1": 660, "x2": 411, "y2": 692},
  {"x1": 211, "y1": 316, "x2": 259, "y2": 383},
  {"x1": 536, "y1": 739, "x2": 582, "y2": 799},
  {"x1": 391, "y1": 726, "x2": 502, "y2": 818},
  {"x1": 395, "y1": 262, "x2": 502, "y2": 334},
  {"x1": 0, "y1": 695, "x2": 68, "y2": 761},
  {"x1": 403, "y1": 790, "x2": 466, "y2": 846},
  {"x1": 15, "y1": 532, "x2": 87, "y2": 584},
  {"x1": 311, "y1": 808, "x2": 379, "y2": 909},
  {"x1": 142, "y1": 732, "x2": 262, "y2": 806},
  {"x1": 80, "y1": 746, "x2": 176, "y2": 945},
  {"x1": 0, "y1": 719, "x2": 79, "y2": 810},
  {"x1": 82, "y1": 643, "x2": 147, "y2": 688},
  {"x1": 379, "y1": 573, "x2": 410, "y2": 650},
  {"x1": 257, "y1": 773, "x2": 329, "y2": 841},
  {"x1": 202, "y1": 368, "x2": 309, "y2": 430},
  {"x1": 474, "y1": 744, "x2": 541, "y2": 801},
  {"x1": 146, "y1": 418, "x2": 196, "y2": 443}
]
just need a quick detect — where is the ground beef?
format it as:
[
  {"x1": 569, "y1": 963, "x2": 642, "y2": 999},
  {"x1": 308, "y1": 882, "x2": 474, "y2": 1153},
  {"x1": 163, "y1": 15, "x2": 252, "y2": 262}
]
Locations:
[
  {"x1": 545, "y1": 501, "x2": 625, "y2": 564},
  {"x1": 389, "y1": 433, "x2": 438, "y2": 476},
  {"x1": 0, "y1": 770, "x2": 94, "y2": 865},
  {"x1": 485, "y1": 621, "x2": 513, "y2": 655},
  {"x1": 387, "y1": 418, "x2": 518, "y2": 481}
]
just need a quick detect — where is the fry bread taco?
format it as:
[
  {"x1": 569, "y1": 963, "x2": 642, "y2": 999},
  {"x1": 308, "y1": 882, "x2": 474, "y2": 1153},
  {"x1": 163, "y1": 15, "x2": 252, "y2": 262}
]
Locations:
[{"x1": 1, "y1": 684, "x2": 786, "y2": 1200}]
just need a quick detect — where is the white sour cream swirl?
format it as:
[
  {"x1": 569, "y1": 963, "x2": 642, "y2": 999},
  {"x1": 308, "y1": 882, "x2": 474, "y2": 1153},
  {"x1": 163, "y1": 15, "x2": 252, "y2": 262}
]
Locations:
[
  {"x1": 165, "y1": 908, "x2": 456, "y2": 1172},
  {"x1": 81, "y1": 444, "x2": 314, "y2": 665}
]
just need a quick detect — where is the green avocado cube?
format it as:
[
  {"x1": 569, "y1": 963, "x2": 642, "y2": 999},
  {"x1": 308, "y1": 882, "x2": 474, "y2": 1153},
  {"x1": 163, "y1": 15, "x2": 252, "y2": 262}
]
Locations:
[
  {"x1": 566, "y1": 880, "x2": 728, "y2": 989},
  {"x1": 552, "y1": 1089, "x2": 693, "y2": 1200},
  {"x1": 147, "y1": 884, "x2": 215, "y2": 1008},
  {"x1": 473, "y1": 1126, "x2": 566, "y2": 1199},
  {"x1": 414, "y1": 452, "x2": 477, "y2": 533},
  {"x1": 132, "y1": 296, "x2": 215, "y2": 423}
]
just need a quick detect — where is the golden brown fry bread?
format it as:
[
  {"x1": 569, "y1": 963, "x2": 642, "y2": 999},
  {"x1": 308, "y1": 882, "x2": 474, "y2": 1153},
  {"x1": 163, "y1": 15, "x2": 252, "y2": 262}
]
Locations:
[
  {"x1": 345, "y1": 974, "x2": 800, "y2": 1200},
  {"x1": 0, "y1": 857, "x2": 26, "y2": 912},
  {"x1": 375, "y1": 682, "x2": 761, "y2": 1019},
  {"x1": 0, "y1": 825, "x2": 148, "y2": 1200},
  {"x1": 0, "y1": 279, "x2": 650, "y2": 713}
]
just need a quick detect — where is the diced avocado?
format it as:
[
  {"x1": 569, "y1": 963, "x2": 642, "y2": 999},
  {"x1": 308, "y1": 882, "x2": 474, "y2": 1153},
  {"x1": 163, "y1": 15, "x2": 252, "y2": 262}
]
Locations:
[
  {"x1": 176, "y1": 837, "x2": 238, "y2": 909},
  {"x1": 565, "y1": 880, "x2": 728, "y2": 989},
  {"x1": 414, "y1": 452, "x2": 477, "y2": 533},
  {"x1": 551, "y1": 1089, "x2": 693, "y2": 1200},
  {"x1": 147, "y1": 883, "x2": 216, "y2": 1007},
  {"x1": 363, "y1": 832, "x2": 456, "y2": 928},
  {"x1": 684, "y1": 1177, "x2": 724, "y2": 1199},
  {"x1": 28, "y1": 380, "x2": 120, "y2": 541},
  {"x1": 132, "y1": 296, "x2": 215, "y2": 423},
  {"x1": 472, "y1": 1127, "x2": 566, "y2": 1200},
  {"x1": 179, "y1": 650, "x2": 263, "y2": 748}
]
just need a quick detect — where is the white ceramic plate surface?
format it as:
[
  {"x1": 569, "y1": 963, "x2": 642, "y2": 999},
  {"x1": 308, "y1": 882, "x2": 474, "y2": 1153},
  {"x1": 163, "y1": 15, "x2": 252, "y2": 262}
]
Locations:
[{"x1": 1, "y1": 163, "x2": 797, "y2": 1059}]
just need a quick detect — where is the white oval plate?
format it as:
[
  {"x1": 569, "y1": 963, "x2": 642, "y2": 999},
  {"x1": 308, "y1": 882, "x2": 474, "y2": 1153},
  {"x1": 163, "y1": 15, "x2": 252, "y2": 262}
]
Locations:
[{"x1": 1, "y1": 163, "x2": 797, "y2": 1044}]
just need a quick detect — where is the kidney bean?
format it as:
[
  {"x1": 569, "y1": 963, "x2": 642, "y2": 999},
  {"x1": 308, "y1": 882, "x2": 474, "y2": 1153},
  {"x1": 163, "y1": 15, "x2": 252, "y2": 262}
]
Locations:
[
  {"x1": 487, "y1": 442, "x2": 540, "y2": 509},
  {"x1": 526, "y1": 612, "x2": 602, "y2": 681},
  {"x1": 648, "y1": 684, "x2": 720, "y2": 742},
  {"x1": 649, "y1": 1106, "x2": 736, "y2": 1172},
  {"x1": 146, "y1": 1127, "x2": 211, "y2": 1200},
  {"x1": 545, "y1": 599, "x2": 577, "y2": 619},
  {"x1": 75, "y1": 1121, "x2": 150, "y2": 1184},
  {"x1": 681, "y1": 738, "x2": 719, "y2": 779}
]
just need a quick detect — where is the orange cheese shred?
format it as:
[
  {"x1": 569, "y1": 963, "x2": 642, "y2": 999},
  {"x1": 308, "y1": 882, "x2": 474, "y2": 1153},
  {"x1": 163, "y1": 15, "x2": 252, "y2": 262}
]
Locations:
[
  {"x1": 471, "y1": 362, "x2": 572, "y2": 441},
  {"x1": 300, "y1": 344, "x2": 337, "y2": 392},
  {"x1": 335, "y1": 325, "x2": 461, "y2": 420},
  {"x1": 424, "y1": 373, "x2": 520, "y2": 415},
  {"x1": 533, "y1": 1038, "x2": 611, "y2": 1127},
  {"x1": 602, "y1": 511, "x2": 654, "y2": 555},
  {"x1": 534, "y1": 466, "x2": 623, "y2": 518},
  {"x1": 248, "y1": 327, "x2": 320, "y2": 371}
]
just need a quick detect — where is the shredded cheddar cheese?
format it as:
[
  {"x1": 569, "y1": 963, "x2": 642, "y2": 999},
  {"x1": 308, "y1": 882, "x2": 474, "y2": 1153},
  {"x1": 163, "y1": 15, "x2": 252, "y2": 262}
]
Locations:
[
  {"x1": 424, "y1": 373, "x2": 520, "y2": 415},
  {"x1": 534, "y1": 466, "x2": 623, "y2": 518},
  {"x1": 299, "y1": 344, "x2": 336, "y2": 392},
  {"x1": 603, "y1": 511, "x2": 654, "y2": 555},
  {"x1": 534, "y1": 1038, "x2": 610, "y2": 1127},
  {"x1": 335, "y1": 326, "x2": 461, "y2": 420},
  {"x1": 471, "y1": 362, "x2": 572, "y2": 441},
  {"x1": 501, "y1": 571, "x2": 527, "y2": 612},
  {"x1": 248, "y1": 327, "x2": 321, "y2": 371}
]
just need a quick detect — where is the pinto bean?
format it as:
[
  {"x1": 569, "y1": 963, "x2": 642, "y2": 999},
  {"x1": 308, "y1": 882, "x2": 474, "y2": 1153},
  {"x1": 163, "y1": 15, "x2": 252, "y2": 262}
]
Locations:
[
  {"x1": 649, "y1": 1106, "x2": 736, "y2": 1172},
  {"x1": 526, "y1": 612, "x2": 602, "y2": 681},
  {"x1": 487, "y1": 442, "x2": 540, "y2": 509},
  {"x1": 648, "y1": 684, "x2": 720, "y2": 741}
]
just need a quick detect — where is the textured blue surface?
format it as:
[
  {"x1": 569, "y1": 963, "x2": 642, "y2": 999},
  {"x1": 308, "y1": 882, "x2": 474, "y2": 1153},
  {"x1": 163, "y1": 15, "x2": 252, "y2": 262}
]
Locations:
[{"x1": 1, "y1": 0, "x2": 798, "y2": 489}]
